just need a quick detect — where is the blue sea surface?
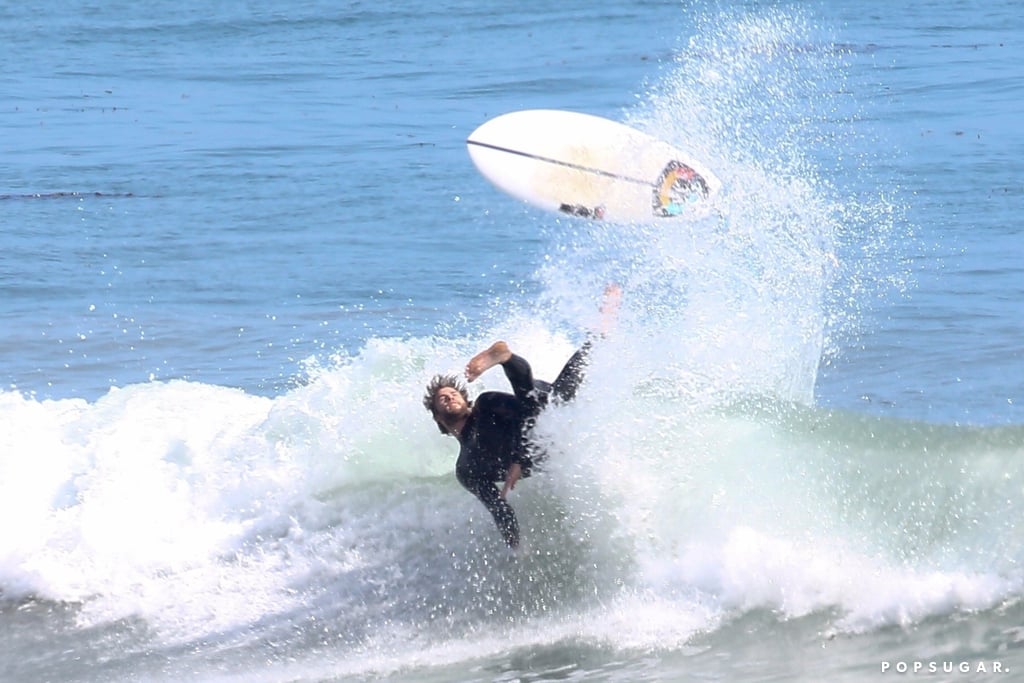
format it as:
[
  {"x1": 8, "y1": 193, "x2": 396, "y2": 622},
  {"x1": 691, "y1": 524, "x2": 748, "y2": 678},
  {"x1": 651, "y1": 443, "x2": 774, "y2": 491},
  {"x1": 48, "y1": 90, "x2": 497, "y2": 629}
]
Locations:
[{"x1": 1, "y1": 1, "x2": 1023, "y2": 682}]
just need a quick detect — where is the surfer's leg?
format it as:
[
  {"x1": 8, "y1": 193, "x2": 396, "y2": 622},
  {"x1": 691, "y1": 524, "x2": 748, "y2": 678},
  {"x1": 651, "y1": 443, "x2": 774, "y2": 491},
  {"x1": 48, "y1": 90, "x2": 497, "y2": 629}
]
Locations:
[
  {"x1": 550, "y1": 283, "x2": 622, "y2": 402},
  {"x1": 465, "y1": 341, "x2": 512, "y2": 382},
  {"x1": 550, "y1": 343, "x2": 591, "y2": 402},
  {"x1": 596, "y1": 282, "x2": 622, "y2": 337}
]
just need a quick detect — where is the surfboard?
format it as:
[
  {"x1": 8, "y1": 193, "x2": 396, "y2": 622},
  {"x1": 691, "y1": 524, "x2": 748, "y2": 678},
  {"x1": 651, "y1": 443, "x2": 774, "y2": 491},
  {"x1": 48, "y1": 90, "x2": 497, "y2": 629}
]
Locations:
[{"x1": 466, "y1": 109, "x2": 721, "y2": 223}]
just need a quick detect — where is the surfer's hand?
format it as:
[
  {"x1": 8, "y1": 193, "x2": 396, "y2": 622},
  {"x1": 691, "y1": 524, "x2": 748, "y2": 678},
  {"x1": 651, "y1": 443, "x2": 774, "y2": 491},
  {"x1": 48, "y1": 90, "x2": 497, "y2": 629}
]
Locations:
[{"x1": 500, "y1": 462, "x2": 522, "y2": 499}]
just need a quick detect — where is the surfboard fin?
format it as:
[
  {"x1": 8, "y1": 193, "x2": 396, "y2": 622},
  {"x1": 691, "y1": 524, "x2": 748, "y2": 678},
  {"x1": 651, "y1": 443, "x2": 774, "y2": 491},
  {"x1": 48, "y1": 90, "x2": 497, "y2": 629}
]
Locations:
[{"x1": 558, "y1": 203, "x2": 606, "y2": 219}]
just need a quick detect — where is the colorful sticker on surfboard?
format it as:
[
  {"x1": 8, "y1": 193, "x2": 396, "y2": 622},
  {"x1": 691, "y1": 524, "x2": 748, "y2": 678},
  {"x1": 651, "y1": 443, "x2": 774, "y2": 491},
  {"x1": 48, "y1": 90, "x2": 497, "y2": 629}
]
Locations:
[{"x1": 652, "y1": 160, "x2": 710, "y2": 217}]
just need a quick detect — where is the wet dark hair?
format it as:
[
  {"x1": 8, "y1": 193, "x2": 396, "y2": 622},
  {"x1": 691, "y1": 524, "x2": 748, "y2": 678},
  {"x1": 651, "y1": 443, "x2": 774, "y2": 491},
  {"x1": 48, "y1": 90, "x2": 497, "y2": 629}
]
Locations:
[{"x1": 423, "y1": 374, "x2": 470, "y2": 434}]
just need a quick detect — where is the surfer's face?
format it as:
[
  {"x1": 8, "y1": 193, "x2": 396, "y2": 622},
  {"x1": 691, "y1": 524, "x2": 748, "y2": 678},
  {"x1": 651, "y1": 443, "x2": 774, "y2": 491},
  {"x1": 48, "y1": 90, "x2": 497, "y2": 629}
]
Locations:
[{"x1": 433, "y1": 386, "x2": 469, "y2": 417}]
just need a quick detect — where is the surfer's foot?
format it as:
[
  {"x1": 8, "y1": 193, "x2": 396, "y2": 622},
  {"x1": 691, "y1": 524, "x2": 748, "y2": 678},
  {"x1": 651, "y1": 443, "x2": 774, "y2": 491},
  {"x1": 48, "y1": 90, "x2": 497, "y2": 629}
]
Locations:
[
  {"x1": 466, "y1": 341, "x2": 512, "y2": 381},
  {"x1": 597, "y1": 283, "x2": 622, "y2": 336}
]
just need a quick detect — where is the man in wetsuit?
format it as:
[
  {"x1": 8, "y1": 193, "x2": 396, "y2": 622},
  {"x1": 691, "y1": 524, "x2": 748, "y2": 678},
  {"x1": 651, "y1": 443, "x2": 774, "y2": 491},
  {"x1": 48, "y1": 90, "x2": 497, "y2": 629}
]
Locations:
[{"x1": 422, "y1": 285, "x2": 620, "y2": 549}]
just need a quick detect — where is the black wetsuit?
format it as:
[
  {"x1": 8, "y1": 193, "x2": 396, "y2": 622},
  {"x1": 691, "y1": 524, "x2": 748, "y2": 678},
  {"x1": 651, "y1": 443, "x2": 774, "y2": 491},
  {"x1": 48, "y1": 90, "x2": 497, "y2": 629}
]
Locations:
[{"x1": 454, "y1": 344, "x2": 590, "y2": 548}]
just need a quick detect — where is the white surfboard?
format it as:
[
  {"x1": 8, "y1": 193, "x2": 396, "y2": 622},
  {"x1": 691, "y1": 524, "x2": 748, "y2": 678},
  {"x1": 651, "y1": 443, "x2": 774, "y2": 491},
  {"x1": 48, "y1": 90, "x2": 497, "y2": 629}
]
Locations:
[{"x1": 466, "y1": 109, "x2": 721, "y2": 223}]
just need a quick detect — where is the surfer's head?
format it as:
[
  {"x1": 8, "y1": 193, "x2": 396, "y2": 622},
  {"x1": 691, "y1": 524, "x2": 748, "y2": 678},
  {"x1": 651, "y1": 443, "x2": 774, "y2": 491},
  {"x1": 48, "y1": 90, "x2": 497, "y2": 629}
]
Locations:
[{"x1": 423, "y1": 374, "x2": 471, "y2": 434}]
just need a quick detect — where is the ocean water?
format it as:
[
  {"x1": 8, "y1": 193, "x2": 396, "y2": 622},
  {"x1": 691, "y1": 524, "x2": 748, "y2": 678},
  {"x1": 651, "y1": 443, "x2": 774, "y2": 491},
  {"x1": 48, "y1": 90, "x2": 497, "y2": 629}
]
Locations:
[{"x1": 2, "y1": 0, "x2": 1023, "y2": 681}]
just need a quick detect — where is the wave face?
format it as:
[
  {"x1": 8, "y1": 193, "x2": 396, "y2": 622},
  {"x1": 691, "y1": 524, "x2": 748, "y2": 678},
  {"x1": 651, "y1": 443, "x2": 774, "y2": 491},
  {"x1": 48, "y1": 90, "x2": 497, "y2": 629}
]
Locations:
[{"x1": 3, "y1": 352, "x2": 1023, "y2": 678}]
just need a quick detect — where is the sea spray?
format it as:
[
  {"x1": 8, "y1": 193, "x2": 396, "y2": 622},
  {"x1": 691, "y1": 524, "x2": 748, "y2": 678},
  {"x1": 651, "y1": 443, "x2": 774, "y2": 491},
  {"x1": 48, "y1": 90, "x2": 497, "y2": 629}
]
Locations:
[
  {"x1": 524, "y1": 5, "x2": 1009, "y2": 643},
  {"x1": 0, "y1": 7, "x2": 1004, "y2": 678}
]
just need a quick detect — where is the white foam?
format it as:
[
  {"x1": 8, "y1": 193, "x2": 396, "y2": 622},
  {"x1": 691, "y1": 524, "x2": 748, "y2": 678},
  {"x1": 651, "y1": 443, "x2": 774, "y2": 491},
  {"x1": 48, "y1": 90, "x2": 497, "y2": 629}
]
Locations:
[{"x1": 0, "y1": 5, "x2": 982, "y2": 666}]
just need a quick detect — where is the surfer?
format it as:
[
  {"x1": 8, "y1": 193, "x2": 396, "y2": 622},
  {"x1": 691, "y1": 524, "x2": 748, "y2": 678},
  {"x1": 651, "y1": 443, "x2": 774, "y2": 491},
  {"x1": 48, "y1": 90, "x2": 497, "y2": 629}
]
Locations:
[{"x1": 423, "y1": 284, "x2": 621, "y2": 549}]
